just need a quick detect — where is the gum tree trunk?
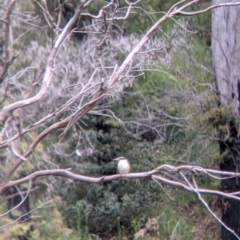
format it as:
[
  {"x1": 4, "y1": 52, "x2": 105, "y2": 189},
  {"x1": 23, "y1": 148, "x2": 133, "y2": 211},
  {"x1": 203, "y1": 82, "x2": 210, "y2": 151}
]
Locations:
[{"x1": 212, "y1": 1, "x2": 240, "y2": 239}]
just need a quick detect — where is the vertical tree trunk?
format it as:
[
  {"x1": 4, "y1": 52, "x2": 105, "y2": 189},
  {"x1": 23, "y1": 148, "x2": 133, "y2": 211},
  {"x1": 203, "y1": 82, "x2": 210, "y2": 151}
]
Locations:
[{"x1": 212, "y1": 1, "x2": 240, "y2": 239}]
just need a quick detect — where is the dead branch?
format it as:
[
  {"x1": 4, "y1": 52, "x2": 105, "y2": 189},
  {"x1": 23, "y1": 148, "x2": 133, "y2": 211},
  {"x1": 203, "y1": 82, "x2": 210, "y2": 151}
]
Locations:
[
  {"x1": 0, "y1": 0, "x2": 16, "y2": 84},
  {"x1": 1, "y1": 164, "x2": 240, "y2": 200},
  {"x1": 0, "y1": 0, "x2": 90, "y2": 122}
]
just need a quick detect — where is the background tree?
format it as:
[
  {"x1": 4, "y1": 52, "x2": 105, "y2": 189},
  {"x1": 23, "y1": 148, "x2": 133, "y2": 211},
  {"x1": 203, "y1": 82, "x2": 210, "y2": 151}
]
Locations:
[
  {"x1": 1, "y1": 0, "x2": 240, "y2": 239},
  {"x1": 212, "y1": 1, "x2": 240, "y2": 239}
]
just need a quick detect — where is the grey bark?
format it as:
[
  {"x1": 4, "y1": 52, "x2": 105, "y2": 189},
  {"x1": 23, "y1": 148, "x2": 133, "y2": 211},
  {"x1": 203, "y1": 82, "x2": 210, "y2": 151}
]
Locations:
[
  {"x1": 212, "y1": 1, "x2": 240, "y2": 239},
  {"x1": 212, "y1": 0, "x2": 240, "y2": 121}
]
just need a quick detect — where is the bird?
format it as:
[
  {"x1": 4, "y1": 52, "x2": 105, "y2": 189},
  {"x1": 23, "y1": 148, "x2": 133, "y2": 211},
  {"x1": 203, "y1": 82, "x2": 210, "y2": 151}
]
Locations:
[{"x1": 114, "y1": 156, "x2": 131, "y2": 174}]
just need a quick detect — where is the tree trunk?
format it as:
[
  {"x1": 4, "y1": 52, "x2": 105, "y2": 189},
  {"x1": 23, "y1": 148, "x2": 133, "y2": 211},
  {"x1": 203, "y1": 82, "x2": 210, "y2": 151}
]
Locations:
[{"x1": 212, "y1": 1, "x2": 240, "y2": 239}]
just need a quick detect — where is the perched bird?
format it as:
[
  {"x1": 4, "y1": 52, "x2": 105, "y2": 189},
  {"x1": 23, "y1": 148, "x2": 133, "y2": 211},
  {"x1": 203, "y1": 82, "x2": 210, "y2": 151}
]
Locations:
[{"x1": 114, "y1": 156, "x2": 131, "y2": 174}]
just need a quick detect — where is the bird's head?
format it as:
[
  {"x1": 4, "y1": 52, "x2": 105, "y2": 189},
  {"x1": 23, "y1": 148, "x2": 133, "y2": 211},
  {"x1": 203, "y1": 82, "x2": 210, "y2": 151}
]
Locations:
[{"x1": 113, "y1": 156, "x2": 127, "y2": 161}]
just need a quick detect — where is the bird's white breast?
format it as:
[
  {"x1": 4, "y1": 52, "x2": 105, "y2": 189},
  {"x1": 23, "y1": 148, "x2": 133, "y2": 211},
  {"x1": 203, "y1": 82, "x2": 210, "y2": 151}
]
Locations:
[{"x1": 117, "y1": 159, "x2": 130, "y2": 174}]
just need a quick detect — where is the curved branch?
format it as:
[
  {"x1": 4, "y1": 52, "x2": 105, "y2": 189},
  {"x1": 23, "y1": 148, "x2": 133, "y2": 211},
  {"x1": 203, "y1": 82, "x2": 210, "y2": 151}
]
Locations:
[
  {"x1": 178, "y1": 1, "x2": 240, "y2": 16},
  {"x1": 2, "y1": 164, "x2": 240, "y2": 204}
]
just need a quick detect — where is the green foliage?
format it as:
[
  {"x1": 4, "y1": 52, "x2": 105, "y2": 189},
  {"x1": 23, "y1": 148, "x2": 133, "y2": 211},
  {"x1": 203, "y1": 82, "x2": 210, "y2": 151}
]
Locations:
[
  {"x1": 137, "y1": 69, "x2": 178, "y2": 96},
  {"x1": 60, "y1": 174, "x2": 162, "y2": 237},
  {"x1": 159, "y1": 205, "x2": 194, "y2": 240},
  {"x1": 29, "y1": 206, "x2": 73, "y2": 240},
  {"x1": 2, "y1": 203, "x2": 74, "y2": 240},
  {"x1": 64, "y1": 200, "x2": 91, "y2": 239},
  {"x1": 5, "y1": 223, "x2": 32, "y2": 240}
]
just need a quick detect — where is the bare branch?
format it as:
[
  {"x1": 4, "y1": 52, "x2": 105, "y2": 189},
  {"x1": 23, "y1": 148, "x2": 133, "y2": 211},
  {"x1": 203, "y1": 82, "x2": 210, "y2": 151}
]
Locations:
[
  {"x1": 178, "y1": 1, "x2": 240, "y2": 16},
  {"x1": 0, "y1": 0, "x2": 16, "y2": 84},
  {"x1": 0, "y1": 1, "x2": 89, "y2": 122},
  {"x1": 181, "y1": 173, "x2": 240, "y2": 240},
  {"x1": 2, "y1": 164, "x2": 240, "y2": 202}
]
